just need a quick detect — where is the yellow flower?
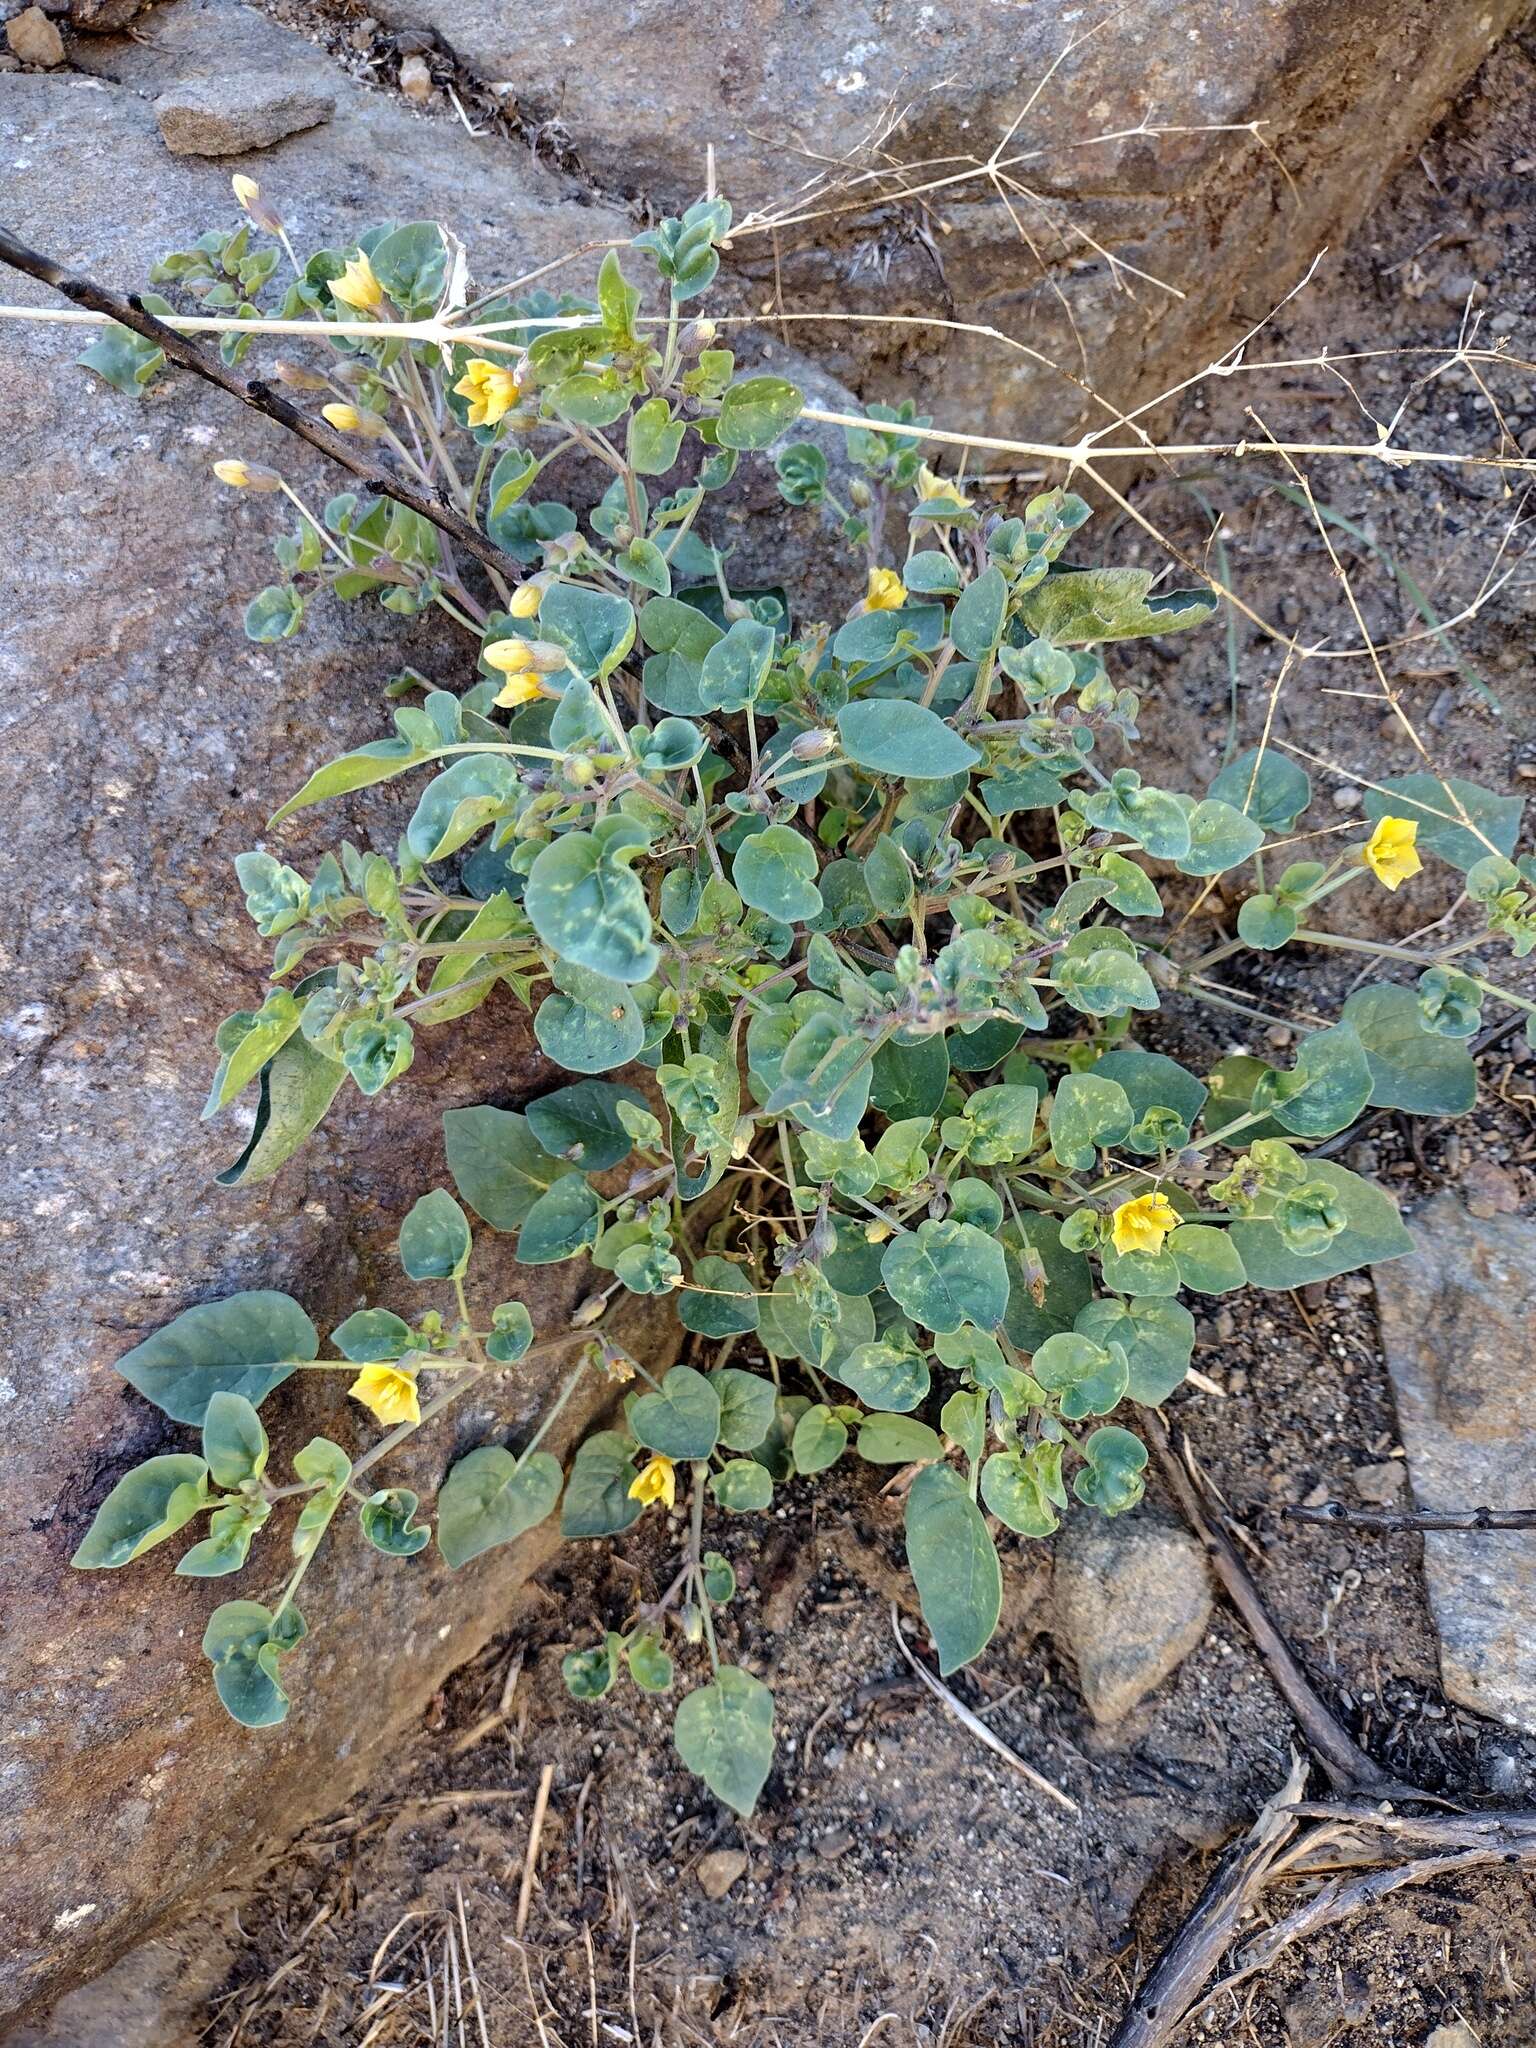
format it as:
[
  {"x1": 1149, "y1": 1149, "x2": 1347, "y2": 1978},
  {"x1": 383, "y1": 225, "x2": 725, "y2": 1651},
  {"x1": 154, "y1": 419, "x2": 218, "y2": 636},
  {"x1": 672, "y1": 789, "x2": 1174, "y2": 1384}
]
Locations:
[
  {"x1": 627, "y1": 1454, "x2": 676, "y2": 1510},
  {"x1": 348, "y1": 1363, "x2": 421, "y2": 1427},
  {"x1": 1110, "y1": 1190, "x2": 1179, "y2": 1258},
  {"x1": 509, "y1": 580, "x2": 544, "y2": 619},
  {"x1": 483, "y1": 637, "x2": 535, "y2": 674},
  {"x1": 331, "y1": 252, "x2": 384, "y2": 313},
  {"x1": 322, "y1": 402, "x2": 387, "y2": 438},
  {"x1": 1363, "y1": 815, "x2": 1422, "y2": 892},
  {"x1": 864, "y1": 566, "x2": 907, "y2": 612},
  {"x1": 454, "y1": 357, "x2": 521, "y2": 428},
  {"x1": 231, "y1": 174, "x2": 261, "y2": 211},
  {"x1": 915, "y1": 462, "x2": 971, "y2": 510},
  {"x1": 493, "y1": 672, "x2": 545, "y2": 709}
]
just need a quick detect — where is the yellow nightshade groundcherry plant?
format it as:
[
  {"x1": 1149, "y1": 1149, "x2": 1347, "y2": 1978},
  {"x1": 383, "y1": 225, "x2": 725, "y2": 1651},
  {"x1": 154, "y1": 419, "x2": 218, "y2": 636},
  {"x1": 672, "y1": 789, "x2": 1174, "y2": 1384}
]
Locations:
[{"x1": 55, "y1": 180, "x2": 1536, "y2": 1815}]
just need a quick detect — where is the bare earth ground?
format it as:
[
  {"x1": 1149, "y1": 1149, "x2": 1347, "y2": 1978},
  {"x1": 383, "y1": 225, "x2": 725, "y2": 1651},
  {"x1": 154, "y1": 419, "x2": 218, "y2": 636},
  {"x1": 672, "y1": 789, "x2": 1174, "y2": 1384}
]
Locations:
[{"x1": 187, "y1": 32, "x2": 1536, "y2": 2048}]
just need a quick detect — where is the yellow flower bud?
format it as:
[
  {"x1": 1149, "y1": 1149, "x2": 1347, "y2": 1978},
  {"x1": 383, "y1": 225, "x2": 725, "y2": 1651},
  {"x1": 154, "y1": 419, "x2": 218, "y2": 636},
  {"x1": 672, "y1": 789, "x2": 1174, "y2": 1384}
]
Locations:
[
  {"x1": 483, "y1": 637, "x2": 536, "y2": 675},
  {"x1": 231, "y1": 174, "x2": 261, "y2": 210},
  {"x1": 321, "y1": 402, "x2": 387, "y2": 438},
  {"x1": 509, "y1": 581, "x2": 544, "y2": 619},
  {"x1": 273, "y1": 358, "x2": 331, "y2": 392},
  {"x1": 211, "y1": 458, "x2": 281, "y2": 491},
  {"x1": 330, "y1": 252, "x2": 384, "y2": 313},
  {"x1": 493, "y1": 672, "x2": 545, "y2": 709}
]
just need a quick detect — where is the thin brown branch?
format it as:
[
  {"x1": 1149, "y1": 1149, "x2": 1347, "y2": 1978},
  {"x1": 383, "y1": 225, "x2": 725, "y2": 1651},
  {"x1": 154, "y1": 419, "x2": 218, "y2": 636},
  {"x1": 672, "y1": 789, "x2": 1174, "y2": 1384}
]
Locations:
[
  {"x1": 1142, "y1": 1412, "x2": 1423, "y2": 1799},
  {"x1": 0, "y1": 223, "x2": 522, "y2": 582},
  {"x1": 1287, "y1": 1500, "x2": 1536, "y2": 1533},
  {"x1": 1108, "y1": 1756, "x2": 1309, "y2": 2048}
]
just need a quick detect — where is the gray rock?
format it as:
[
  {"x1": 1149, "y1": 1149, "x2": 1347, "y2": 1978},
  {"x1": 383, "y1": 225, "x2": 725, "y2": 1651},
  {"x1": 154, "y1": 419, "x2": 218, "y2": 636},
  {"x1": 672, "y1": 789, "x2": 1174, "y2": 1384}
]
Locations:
[
  {"x1": 1053, "y1": 1511, "x2": 1214, "y2": 1725},
  {"x1": 0, "y1": 14, "x2": 644, "y2": 2030},
  {"x1": 154, "y1": 73, "x2": 336, "y2": 155},
  {"x1": 367, "y1": 0, "x2": 1523, "y2": 438},
  {"x1": 1351, "y1": 1459, "x2": 1407, "y2": 1504},
  {"x1": 1377, "y1": 1195, "x2": 1536, "y2": 1735}
]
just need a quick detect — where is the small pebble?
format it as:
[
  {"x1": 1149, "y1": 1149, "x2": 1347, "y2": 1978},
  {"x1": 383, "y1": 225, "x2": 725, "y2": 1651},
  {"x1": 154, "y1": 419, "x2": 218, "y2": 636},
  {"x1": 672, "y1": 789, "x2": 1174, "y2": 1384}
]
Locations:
[
  {"x1": 1332, "y1": 784, "x2": 1363, "y2": 811},
  {"x1": 399, "y1": 52, "x2": 434, "y2": 101},
  {"x1": 1351, "y1": 1459, "x2": 1407, "y2": 1505},
  {"x1": 695, "y1": 1849, "x2": 748, "y2": 1900}
]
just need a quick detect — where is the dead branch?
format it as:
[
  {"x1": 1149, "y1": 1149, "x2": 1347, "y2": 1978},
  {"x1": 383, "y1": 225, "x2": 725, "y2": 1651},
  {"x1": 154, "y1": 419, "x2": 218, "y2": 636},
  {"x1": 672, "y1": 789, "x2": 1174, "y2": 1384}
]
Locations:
[
  {"x1": 1107, "y1": 1756, "x2": 1309, "y2": 2048},
  {"x1": 1142, "y1": 1412, "x2": 1423, "y2": 1800},
  {"x1": 1287, "y1": 1500, "x2": 1536, "y2": 1533},
  {"x1": 0, "y1": 224, "x2": 521, "y2": 583}
]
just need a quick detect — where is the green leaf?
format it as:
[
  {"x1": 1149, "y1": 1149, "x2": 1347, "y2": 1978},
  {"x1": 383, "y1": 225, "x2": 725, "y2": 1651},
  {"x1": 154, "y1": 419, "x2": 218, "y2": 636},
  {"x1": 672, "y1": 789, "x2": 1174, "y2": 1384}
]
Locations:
[
  {"x1": 712, "y1": 1367, "x2": 776, "y2": 1451},
  {"x1": 1237, "y1": 893, "x2": 1298, "y2": 950},
  {"x1": 1252, "y1": 1022, "x2": 1372, "y2": 1138},
  {"x1": 563, "y1": 1635, "x2": 621, "y2": 1698},
  {"x1": 674, "y1": 1666, "x2": 776, "y2": 1814},
  {"x1": 398, "y1": 1189, "x2": 472, "y2": 1280},
  {"x1": 1073, "y1": 1425, "x2": 1148, "y2": 1514},
  {"x1": 792, "y1": 1404, "x2": 848, "y2": 1474},
  {"x1": 871, "y1": 1034, "x2": 950, "y2": 1118},
  {"x1": 1177, "y1": 799, "x2": 1265, "y2": 877},
  {"x1": 1210, "y1": 746, "x2": 1312, "y2": 832},
  {"x1": 630, "y1": 1364, "x2": 720, "y2": 1459},
  {"x1": 538, "y1": 585, "x2": 636, "y2": 681},
  {"x1": 1167, "y1": 1225, "x2": 1246, "y2": 1295},
  {"x1": 517, "y1": 1174, "x2": 601, "y2": 1263},
  {"x1": 856, "y1": 1412, "x2": 944, "y2": 1464},
  {"x1": 638, "y1": 594, "x2": 722, "y2": 715},
  {"x1": 1021, "y1": 567, "x2": 1217, "y2": 644},
  {"x1": 1363, "y1": 773, "x2": 1523, "y2": 873},
  {"x1": 712, "y1": 1458, "x2": 774, "y2": 1511},
  {"x1": 79, "y1": 321, "x2": 165, "y2": 394},
  {"x1": 113, "y1": 1291, "x2": 317, "y2": 1426},
  {"x1": 904, "y1": 1463, "x2": 1002, "y2": 1675},
  {"x1": 625, "y1": 1632, "x2": 675, "y2": 1694},
  {"x1": 836, "y1": 700, "x2": 980, "y2": 779},
  {"x1": 535, "y1": 962, "x2": 645, "y2": 1073},
  {"x1": 733, "y1": 826, "x2": 823, "y2": 923},
  {"x1": 1229, "y1": 1161, "x2": 1413, "y2": 1288},
  {"x1": 680, "y1": 1257, "x2": 760, "y2": 1337},
  {"x1": 717, "y1": 374, "x2": 804, "y2": 450},
  {"x1": 981, "y1": 1444, "x2": 1067, "y2": 1537},
  {"x1": 525, "y1": 829, "x2": 659, "y2": 983},
  {"x1": 840, "y1": 1337, "x2": 931, "y2": 1412},
  {"x1": 369, "y1": 221, "x2": 447, "y2": 312},
  {"x1": 214, "y1": 1036, "x2": 346, "y2": 1187},
  {"x1": 628, "y1": 397, "x2": 686, "y2": 474},
  {"x1": 1002, "y1": 1215, "x2": 1093, "y2": 1353},
  {"x1": 549, "y1": 371, "x2": 629, "y2": 427},
  {"x1": 1031, "y1": 1330, "x2": 1129, "y2": 1419},
  {"x1": 1075, "y1": 1295, "x2": 1194, "y2": 1404},
  {"x1": 561, "y1": 1431, "x2": 644, "y2": 1537},
  {"x1": 949, "y1": 565, "x2": 1008, "y2": 660},
  {"x1": 269, "y1": 737, "x2": 419, "y2": 826},
  {"x1": 1049, "y1": 1073, "x2": 1134, "y2": 1171},
  {"x1": 524, "y1": 1081, "x2": 645, "y2": 1170},
  {"x1": 880, "y1": 1219, "x2": 1010, "y2": 1334},
  {"x1": 176, "y1": 1499, "x2": 271, "y2": 1578},
  {"x1": 360, "y1": 1487, "x2": 431, "y2": 1556},
  {"x1": 406, "y1": 755, "x2": 521, "y2": 862},
  {"x1": 437, "y1": 1447, "x2": 563, "y2": 1567},
  {"x1": 699, "y1": 617, "x2": 776, "y2": 713},
  {"x1": 1342, "y1": 983, "x2": 1477, "y2": 1116},
  {"x1": 202, "y1": 1599, "x2": 304, "y2": 1728},
  {"x1": 443, "y1": 1106, "x2": 571, "y2": 1231},
  {"x1": 202, "y1": 1392, "x2": 268, "y2": 1489},
  {"x1": 71, "y1": 1455, "x2": 210, "y2": 1568},
  {"x1": 1092, "y1": 1049, "x2": 1207, "y2": 1131}
]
